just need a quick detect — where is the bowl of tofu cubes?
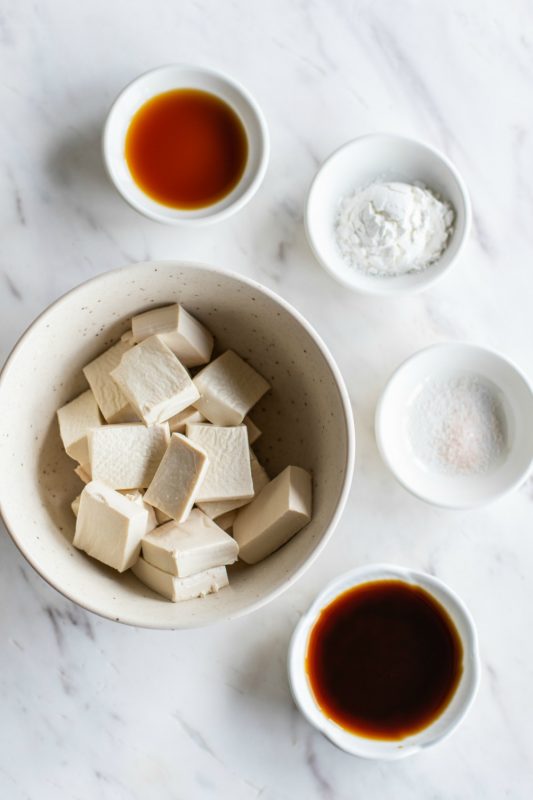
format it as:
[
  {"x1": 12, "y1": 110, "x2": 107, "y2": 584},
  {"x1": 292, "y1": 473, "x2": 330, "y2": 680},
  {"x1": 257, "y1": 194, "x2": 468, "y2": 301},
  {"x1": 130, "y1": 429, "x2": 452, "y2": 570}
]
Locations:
[{"x1": 0, "y1": 261, "x2": 354, "y2": 628}]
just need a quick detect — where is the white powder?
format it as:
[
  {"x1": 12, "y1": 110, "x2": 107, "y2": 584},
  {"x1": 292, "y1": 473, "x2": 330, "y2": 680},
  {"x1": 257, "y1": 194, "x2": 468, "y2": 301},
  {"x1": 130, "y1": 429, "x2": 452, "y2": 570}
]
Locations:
[
  {"x1": 407, "y1": 375, "x2": 507, "y2": 475},
  {"x1": 335, "y1": 181, "x2": 455, "y2": 276}
]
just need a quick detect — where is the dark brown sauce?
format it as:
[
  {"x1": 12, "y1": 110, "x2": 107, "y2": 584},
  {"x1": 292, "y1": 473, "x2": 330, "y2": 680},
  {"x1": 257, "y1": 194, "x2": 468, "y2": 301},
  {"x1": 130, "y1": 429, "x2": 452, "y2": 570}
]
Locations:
[
  {"x1": 306, "y1": 580, "x2": 463, "y2": 740},
  {"x1": 125, "y1": 89, "x2": 248, "y2": 209}
]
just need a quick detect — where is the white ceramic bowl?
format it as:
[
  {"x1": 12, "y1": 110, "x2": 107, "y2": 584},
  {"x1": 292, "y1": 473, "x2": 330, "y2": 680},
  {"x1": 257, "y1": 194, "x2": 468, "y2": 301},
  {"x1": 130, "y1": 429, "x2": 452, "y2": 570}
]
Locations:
[
  {"x1": 375, "y1": 343, "x2": 533, "y2": 509},
  {"x1": 103, "y1": 65, "x2": 269, "y2": 225},
  {"x1": 305, "y1": 133, "x2": 471, "y2": 295},
  {"x1": 0, "y1": 262, "x2": 354, "y2": 628},
  {"x1": 288, "y1": 564, "x2": 480, "y2": 759}
]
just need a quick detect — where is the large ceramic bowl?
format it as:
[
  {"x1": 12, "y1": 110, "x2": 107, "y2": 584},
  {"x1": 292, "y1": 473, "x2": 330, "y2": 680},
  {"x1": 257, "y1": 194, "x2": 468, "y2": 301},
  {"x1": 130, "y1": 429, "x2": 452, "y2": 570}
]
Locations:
[{"x1": 0, "y1": 262, "x2": 355, "y2": 628}]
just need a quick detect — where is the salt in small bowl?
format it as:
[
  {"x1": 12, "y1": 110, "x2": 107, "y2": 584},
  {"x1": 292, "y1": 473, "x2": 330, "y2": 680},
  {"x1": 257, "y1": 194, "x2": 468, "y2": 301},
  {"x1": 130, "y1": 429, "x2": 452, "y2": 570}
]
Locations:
[{"x1": 375, "y1": 342, "x2": 533, "y2": 509}]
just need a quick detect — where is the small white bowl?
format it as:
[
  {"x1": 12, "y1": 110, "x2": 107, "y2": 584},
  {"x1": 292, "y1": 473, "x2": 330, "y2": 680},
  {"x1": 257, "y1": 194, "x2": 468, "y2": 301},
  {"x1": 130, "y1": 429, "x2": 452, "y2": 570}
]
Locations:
[
  {"x1": 288, "y1": 564, "x2": 480, "y2": 760},
  {"x1": 103, "y1": 65, "x2": 269, "y2": 225},
  {"x1": 375, "y1": 343, "x2": 533, "y2": 509},
  {"x1": 0, "y1": 261, "x2": 354, "y2": 628},
  {"x1": 305, "y1": 133, "x2": 471, "y2": 295}
]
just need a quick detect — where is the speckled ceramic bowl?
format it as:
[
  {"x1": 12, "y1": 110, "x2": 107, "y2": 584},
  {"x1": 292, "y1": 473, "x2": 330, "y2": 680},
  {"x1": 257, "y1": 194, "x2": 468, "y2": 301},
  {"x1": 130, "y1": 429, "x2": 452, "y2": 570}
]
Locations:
[{"x1": 0, "y1": 262, "x2": 355, "y2": 628}]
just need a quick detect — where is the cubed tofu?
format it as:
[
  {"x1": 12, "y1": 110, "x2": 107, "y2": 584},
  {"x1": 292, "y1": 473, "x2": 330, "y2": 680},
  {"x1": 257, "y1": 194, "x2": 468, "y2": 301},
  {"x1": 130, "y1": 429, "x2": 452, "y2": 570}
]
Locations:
[
  {"x1": 192, "y1": 351, "x2": 270, "y2": 426},
  {"x1": 243, "y1": 415, "x2": 261, "y2": 445},
  {"x1": 132, "y1": 557, "x2": 228, "y2": 602},
  {"x1": 71, "y1": 494, "x2": 81, "y2": 517},
  {"x1": 155, "y1": 507, "x2": 172, "y2": 525},
  {"x1": 89, "y1": 423, "x2": 170, "y2": 489},
  {"x1": 120, "y1": 329, "x2": 134, "y2": 342},
  {"x1": 57, "y1": 389, "x2": 103, "y2": 465},
  {"x1": 111, "y1": 335, "x2": 199, "y2": 425},
  {"x1": 216, "y1": 509, "x2": 237, "y2": 532},
  {"x1": 167, "y1": 406, "x2": 205, "y2": 434},
  {"x1": 73, "y1": 481, "x2": 150, "y2": 571},
  {"x1": 197, "y1": 448, "x2": 269, "y2": 519},
  {"x1": 186, "y1": 424, "x2": 253, "y2": 502},
  {"x1": 144, "y1": 433, "x2": 209, "y2": 522},
  {"x1": 83, "y1": 340, "x2": 138, "y2": 423},
  {"x1": 121, "y1": 490, "x2": 158, "y2": 534},
  {"x1": 120, "y1": 489, "x2": 143, "y2": 501},
  {"x1": 71, "y1": 488, "x2": 156, "y2": 536},
  {"x1": 233, "y1": 466, "x2": 312, "y2": 564},
  {"x1": 74, "y1": 463, "x2": 92, "y2": 484},
  {"x1": 131, "y1": 304, "x2": 214, "y2": 367},
  {"x1": 249, "y1": 448, "x2": 269, "y2": 487},
  {"x1": 141, "y1": 509, "x2": 238, "y2": 576}
]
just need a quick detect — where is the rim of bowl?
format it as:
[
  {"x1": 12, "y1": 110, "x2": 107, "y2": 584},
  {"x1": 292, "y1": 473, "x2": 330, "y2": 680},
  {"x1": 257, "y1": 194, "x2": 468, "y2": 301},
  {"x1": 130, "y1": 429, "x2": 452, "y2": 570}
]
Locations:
[
  {"x1": 374, "y1": 341, "x2": 533, "y2": 509},
  {"x1": 0, "y1": 261, "x2": 356, "y2": 628},
  {"x1": 288, "y1": 563, "x2": 481, "y2": 759},
  {"x1": 102, "y1": 64, "x2": 270, "y2": 226},
  {"x1": 304, "y1": 132, "x2": 472, "y2": 297}
]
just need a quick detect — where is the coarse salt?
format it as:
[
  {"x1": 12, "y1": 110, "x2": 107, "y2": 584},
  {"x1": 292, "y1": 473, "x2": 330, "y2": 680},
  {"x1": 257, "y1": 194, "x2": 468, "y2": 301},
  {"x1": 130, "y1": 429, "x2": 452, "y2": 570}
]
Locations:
[{"x1": 407, "y1": 374, "x2": 507, "y2": 475}]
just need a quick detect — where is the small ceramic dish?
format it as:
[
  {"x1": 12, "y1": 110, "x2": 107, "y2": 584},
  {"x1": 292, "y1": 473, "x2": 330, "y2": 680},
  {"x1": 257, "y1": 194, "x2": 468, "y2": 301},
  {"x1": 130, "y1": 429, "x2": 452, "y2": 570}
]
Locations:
[
  {"x1": 375, "y1": 343, "x2": 533, "y2": 509},
  {"x1": 305, "y1": 133, "x2": 471, "y2": 295},
  {"x1": 103, "y1": 65, "x2": 269, "y2": 225},
  {"x1": 0, "y1": 261, "x2": 355, "y2": 628},
  {"x1": 288, "y1": 564, "x2": 480, "y2": 760}
]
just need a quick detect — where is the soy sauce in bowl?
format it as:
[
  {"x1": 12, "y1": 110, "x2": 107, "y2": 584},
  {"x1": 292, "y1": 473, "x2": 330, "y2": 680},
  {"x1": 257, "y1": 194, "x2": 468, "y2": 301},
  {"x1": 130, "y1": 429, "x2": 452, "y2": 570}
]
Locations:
[
  {"x1": 305, "y1": 580, "x2": 463, "y2": 740},
  {"x1": 125, "y1": 88, "x2": 248, "y2": 210}
]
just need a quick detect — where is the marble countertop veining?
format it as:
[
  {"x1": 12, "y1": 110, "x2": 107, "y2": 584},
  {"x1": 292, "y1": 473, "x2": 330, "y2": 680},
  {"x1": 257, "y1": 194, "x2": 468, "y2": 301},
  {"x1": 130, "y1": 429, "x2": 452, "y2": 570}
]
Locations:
[{"x1": 1, "y1": 1, "x2": 533, "y2": 797}]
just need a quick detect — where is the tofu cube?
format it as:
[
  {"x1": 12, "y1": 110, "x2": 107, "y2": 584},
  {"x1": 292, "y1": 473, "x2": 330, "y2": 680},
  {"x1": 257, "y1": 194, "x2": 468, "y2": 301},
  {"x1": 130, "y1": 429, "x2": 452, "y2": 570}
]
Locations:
[
  {"x1": 249, "y1": 448, "x2": 270, "y2": 488},
  {"x1": 215, "y1": 509, "x2": 237, "y2": 532},
  {"x1": 167, "y1": 406, "x2": 205, "y2": 434},
  {"x1": 186, "y1": 424, "x2": 253, "y2": 502},
  {"x1": 121, "y1": 490, "x2": 158, "y2": 534},
  {"x1": 144, "y1": 433, "x2": 209, "y2": 522},
  {"x1": 132, "y1": 558, "x2": 228, "y2": 602},
  {"x1": 131, "y1": 304, "x2": 214, "y2": 367},
  {"x1": 74, "y1": 463, "x2": 92, "y2": 484},
  {"x1": 83, "y1": 340, "x2": 138, "y2": 423},
  {"x1": 89, "y1": 423, "x2": 170, "y2": 489},
  {"x1": 72, "y1": 488, "x2": 156, "y2": 537},
  {"x1": 233, "y1": 466, "x2": 312, "y2": 564},
  {"x1": 57, "y1": 389, "x2": 103, "y2": 465},
  {"x1": 111, "y1": 335, "x2": 199, "y2": 425},
  {"x1": 192, "y1": 350, "x2": 270, "y2": 426},
  {"x1": 73, "y1": 481, "x2": 150, "y2": 571},
  {"x1": 155, "y1": 508, "x2": 172, "y2": 525},
  {"x1": 71, "y1": 494, "x2": 81, "y2": 517},
  {"x1": 141, "y1": 509, "x2": 238, "y2": 576},
  {"x1": 198, "y1": 448, "x2": 269, "y2": 519},
  {"x1": 243, "y1": 415, "x2": 261, "y2": 445}
]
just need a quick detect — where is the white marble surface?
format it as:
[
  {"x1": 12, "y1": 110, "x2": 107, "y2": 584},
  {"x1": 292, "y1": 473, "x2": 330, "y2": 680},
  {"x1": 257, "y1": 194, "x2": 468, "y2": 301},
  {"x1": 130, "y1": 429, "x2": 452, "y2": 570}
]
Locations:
[{"x1": 1, "y1": 0, "x2": 532, "y2": 797}]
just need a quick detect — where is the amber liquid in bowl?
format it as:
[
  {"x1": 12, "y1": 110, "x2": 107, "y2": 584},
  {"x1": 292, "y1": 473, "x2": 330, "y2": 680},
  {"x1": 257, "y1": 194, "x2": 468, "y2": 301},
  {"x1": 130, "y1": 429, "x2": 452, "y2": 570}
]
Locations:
[
  {"x1": 305, "y1": 580, "x2": 463, "y2": 740},
  {"x1": 125, "y1": 88, "x2": 248, "y2": 210}
]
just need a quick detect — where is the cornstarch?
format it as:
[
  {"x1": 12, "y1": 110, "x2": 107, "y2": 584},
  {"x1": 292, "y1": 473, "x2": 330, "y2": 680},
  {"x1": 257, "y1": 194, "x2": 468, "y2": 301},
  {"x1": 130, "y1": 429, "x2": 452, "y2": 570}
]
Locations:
[{"x1": 335, "y1": 181, "x2": 454, "y2": 276}]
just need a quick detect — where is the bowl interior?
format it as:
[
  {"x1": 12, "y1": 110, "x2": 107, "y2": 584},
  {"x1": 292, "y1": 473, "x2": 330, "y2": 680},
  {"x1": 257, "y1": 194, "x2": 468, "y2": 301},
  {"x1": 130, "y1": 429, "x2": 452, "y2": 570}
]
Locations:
[
  {"x1": 0, "y1": 262, "x2": 353, "y2": 628},
  {"x1": 376, "y1": 344, "x2": 533, "y2": 508},
  {"x1": 103, "y1": 65, "x2": 268, "y2": 223},
  {"x1": 288, "y1": 565, "x2": 480, "y2": 759},
  {"x1": 306, "y1": 135, "x2": 470, "y2": 295}
]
